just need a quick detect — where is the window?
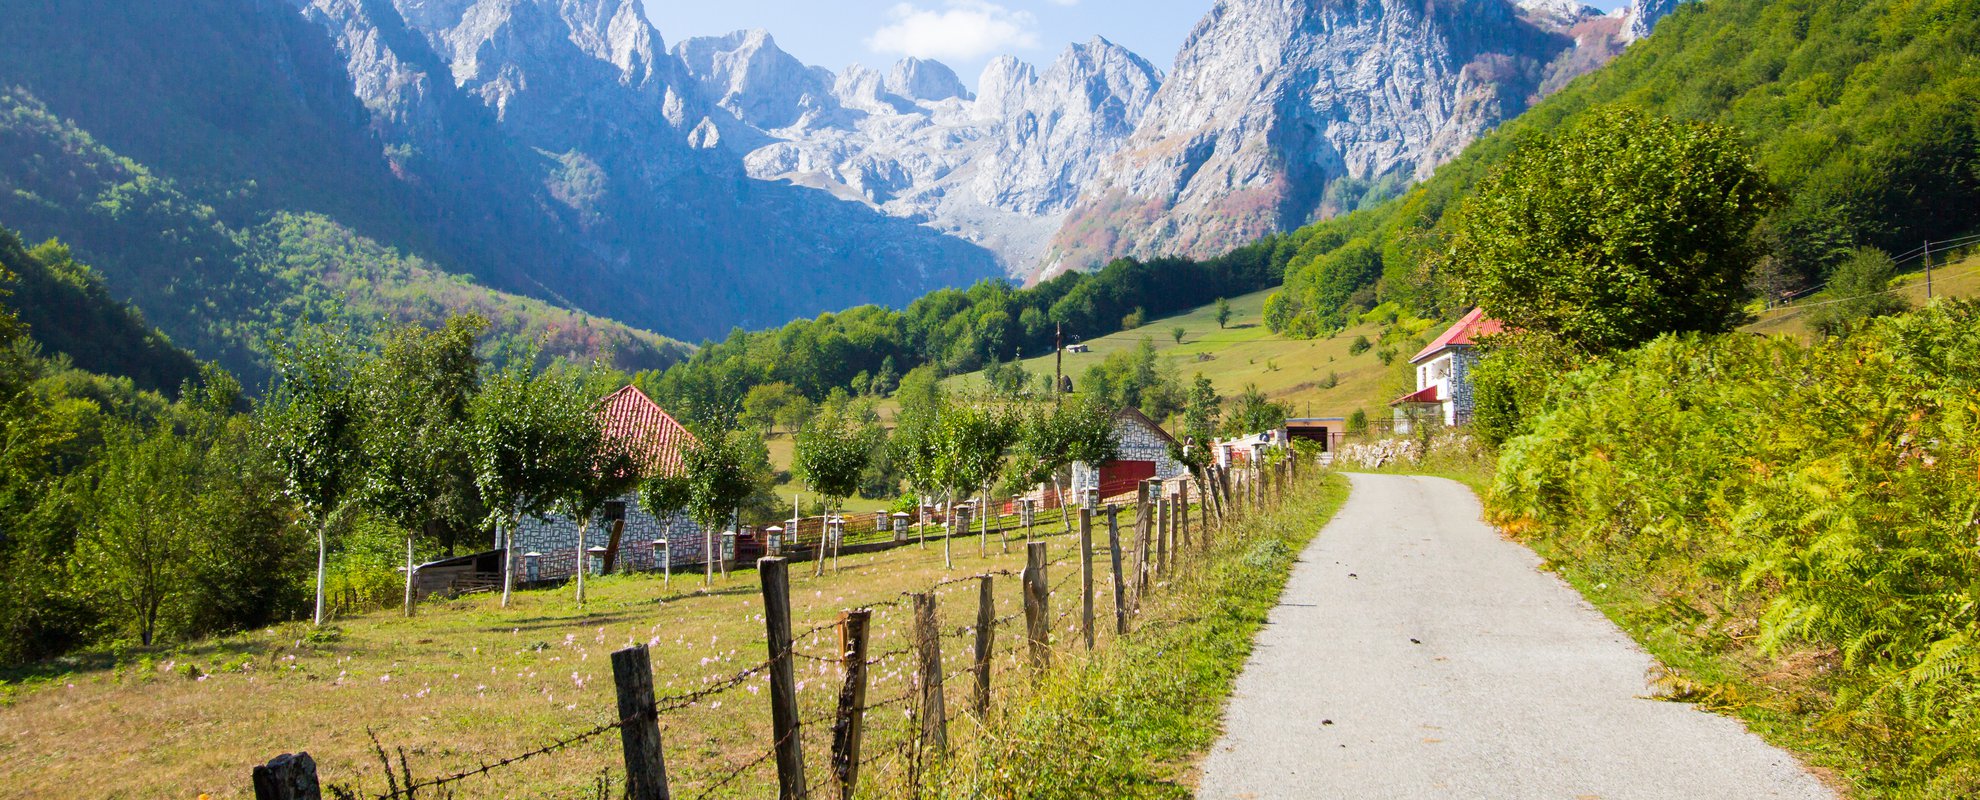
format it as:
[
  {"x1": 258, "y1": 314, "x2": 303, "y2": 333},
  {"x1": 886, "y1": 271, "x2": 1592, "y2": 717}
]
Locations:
[{"x1": 604, "y1": 501, "x2": 626, "y2": 522}]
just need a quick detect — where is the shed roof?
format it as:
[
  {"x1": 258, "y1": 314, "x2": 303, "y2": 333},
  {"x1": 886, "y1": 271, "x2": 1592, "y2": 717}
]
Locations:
[
  {"x1": 600, "y1": 385, "x2": 698, "y2": 477},
  {"x1": 1410, "y1": 308, "x2": 1505, "y2": 364}
]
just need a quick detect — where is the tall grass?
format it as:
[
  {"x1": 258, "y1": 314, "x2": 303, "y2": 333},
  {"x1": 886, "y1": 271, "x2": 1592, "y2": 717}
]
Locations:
[
  {"x1": 923, "y1": 472, "x2": 1350, "y2": 798},
  {"x1": 1490, "y1": 299, "x2": 1980, "y2": 798}
]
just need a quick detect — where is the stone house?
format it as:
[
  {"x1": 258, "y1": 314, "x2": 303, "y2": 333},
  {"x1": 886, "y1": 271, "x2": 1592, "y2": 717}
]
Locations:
[
  {"x1": 1070, "y1": 407, "x2": 1188, "y2": 502},
  {"x1": 505, "y1": 386, "x2": 705, "y2": 584},
  {"x1": 1392, "y1": 308, "x2": 1504, "y2": 432}
]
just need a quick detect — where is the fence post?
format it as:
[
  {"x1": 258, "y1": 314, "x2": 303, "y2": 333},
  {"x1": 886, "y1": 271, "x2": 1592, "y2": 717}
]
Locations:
[
  {"x1": 831, "y1": 610, "x2": 871, "y2": 800},
  {"x1": 1175, "y1": 492, "x2": 1189, "y2": 552},
  {"x1": 1079, "y1": 508, "x2": 1095, "y2": 651},
  {"x1": 251, "y1": 752, "x2": 320, "y2": 800},
  {"x1": 1133, "y1": 496, "x2": 1152, "y2": 609},
  {"x1": 973, "y1": 576, "x2": 994, "y2": 717},
  {"x1": 1024, "y1": 541, "x2": 1050, "y2": 670},
  {"x1": 911, "y1": 592, "x2": 948, "y2": 754},
  {"x1": 612, "y1": 644, "x2": 671, "y2": 800},
  {"x1": 1156, "y1": 495, "x2": 1170, "y2": 576},
  {"x1": 758, "y1": 558, "x2": 807, "y2": 799},
  {"x1": 1211, "y1": 463, "x2": 1227, "y2": 518},
  {"x1": 1107, "y1": 505, "x2": 1128, "y2": 636}
]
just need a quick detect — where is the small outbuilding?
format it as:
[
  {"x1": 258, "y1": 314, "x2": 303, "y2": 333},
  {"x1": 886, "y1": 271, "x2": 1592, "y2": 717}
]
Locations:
[{"x1": 1070, "y1": 407, "x2": 1188, "y2": 502}]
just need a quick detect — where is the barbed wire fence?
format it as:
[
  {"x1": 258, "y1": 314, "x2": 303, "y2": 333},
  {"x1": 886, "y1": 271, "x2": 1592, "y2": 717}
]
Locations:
[{"x1": 250, "y1": 455, "x2": 1317, "y2": 800}]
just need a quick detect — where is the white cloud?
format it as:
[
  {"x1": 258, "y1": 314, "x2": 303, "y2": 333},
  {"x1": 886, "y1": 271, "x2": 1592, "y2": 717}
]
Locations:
[{"x1": 865, "y1": 1, "x2": 1041, "y2": 62}]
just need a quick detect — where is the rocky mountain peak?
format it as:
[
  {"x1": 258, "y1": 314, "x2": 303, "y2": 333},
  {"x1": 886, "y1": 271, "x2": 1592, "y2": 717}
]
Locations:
[
  {"x1": 1039, "y1": 0, "x2": 1677, "y2": 276},
  {"x1": 885, "y1": 57, "x2": 971, "y2": 103},
  {"x1": 673, "y1": 29, "x2": 833, "y2": 130},
  {"x1": 1626, "y1": 0, "x2": 1692, "y2": 41}
]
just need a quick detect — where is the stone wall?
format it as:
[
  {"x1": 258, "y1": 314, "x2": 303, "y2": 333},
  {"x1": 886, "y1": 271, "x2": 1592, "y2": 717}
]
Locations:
[
  {"x1": 1071, "y1": 414, "x2": 1188, "y2": 495},
  {"x1": 508, "y1": 492, "x2": 704, "y2": 582}
]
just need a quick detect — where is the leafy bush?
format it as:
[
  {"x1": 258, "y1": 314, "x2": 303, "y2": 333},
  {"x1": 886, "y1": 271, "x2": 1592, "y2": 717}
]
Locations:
[
  {"x1": 1491, "y1": 300, "x2": 1980, "y2": 796},
  {"x1": 1348, "y1": 335, "x2": 1372, "y2": 356}
]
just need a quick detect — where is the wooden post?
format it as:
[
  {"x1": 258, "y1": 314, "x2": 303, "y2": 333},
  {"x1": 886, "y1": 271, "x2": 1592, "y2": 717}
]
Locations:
[
  {"x1": 252, "y1": 752, "x2": 320, "y2": 800},
  {"x1": 912, "y1": 592, "x2": 948, "y2": 753},
  {"x1": 972, "y1": 576, "x2": 995, "y2": 717},
  {"x1": 1107, "y1": 505, "x2": 1128, "y2": 635},
  {"x1": 1156, "y1": 495, "x2": 1170, "y2": 576},
  {"x1": 1133, "y1": 495, "x2": 1152, "y2": 607},
  {"x1": 758, "y1": 558, "x2": 806, "y2": 799},
  {"x1": 1079, "y1": 508, "x2": 1095, "y2": 650},
  {"x1": 1211, "y1": 463, "x2": 1227, "y2": 518},
  {"x1": 612, "y1": 644, "x2": 671, "y2": 800},
  {"x1": 831, "y1": 610, "x2": 871, "y2": 800},
  {"x1": 1172, "y1": 491, "x2": 1188, "y2": 554},
  {"x1": 1023, "y1": 541, "x2": 1050, "y2": 670}
]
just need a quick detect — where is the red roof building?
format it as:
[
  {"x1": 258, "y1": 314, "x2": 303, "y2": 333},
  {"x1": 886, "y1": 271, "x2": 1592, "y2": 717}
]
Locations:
[
  {"x1": 1391, "y1": 308, "x2": 1504, "y2": 432},
  {"x1": 599, "y1": 385, "x2": 698, "y2": 478}
]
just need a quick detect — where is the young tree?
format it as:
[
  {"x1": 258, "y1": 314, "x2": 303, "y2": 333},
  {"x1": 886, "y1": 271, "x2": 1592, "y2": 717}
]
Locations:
[
  {"x1": 1183, "y1": 374, "x2": 1221, "y2": 447},
  {"x1": 1809, "y1": 247, "x2": 1911, "y2": 337},
  {"x1": 1447, "y1": 107, "x2": 1775, "y2": 353},
  {"x1": 1215, "y1": 297, "x2": 1232, "y2": 329},
  {"x1": 467, "y1": 356, "x2": 599, "y2": 607},
  {"x1": 356, "y1": 316, "x2": 486, "y2": 617},
  {"x1": 1224, "y1": 383, "x2": 1289, "y2": 436},
  {"x1": 76, "y1": 427, "x2": 197, "y2": 646},
  {"x1": 640, "y1": 429, "x2": 768, "y2": 586},
  {"x1": 548, "y1": 376, "x2": 641, "y2": 607},
  {"x1": 1172, "y1": 326, "x2": 1187, "y2": 345},
  {"x1": 263, "y1": 325, "x2": 366, "y2": 626},
  {"x1": 741, "y1": 382, "x2": 805, "y2": 435},
  {"x1": 792, "y1": 404, "x2": 873, "y2": 575},
  {"x1": 934, "y1": 403, "x2": 1016, "y2": 566},
  {"x1": 889, "y1": 366, "x2": 948, "y2": 548},
  {"x1": 1010, "y1": 395, "x2": 1119, "y2": 532}
]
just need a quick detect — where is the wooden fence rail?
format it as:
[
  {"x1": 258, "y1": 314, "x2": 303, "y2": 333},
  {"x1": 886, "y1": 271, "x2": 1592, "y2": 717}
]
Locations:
[{"x1": 251, "y1": 458, "x2": 1314, "y2": 800}]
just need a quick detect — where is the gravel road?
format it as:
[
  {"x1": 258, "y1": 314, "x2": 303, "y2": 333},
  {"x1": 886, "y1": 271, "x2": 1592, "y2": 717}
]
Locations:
[{"x1": 1195, "y1": 473, "x2": 1836, "y2": 800}]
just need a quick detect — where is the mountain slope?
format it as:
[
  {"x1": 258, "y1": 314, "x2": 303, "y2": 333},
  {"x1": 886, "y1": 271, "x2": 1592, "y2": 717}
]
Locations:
[
  {"x1": 1041, "y1": 0, "x2": 1681, "y2": 275},
  {"x1": 678, "y1": 32, "x2": 1165, "y2": 274},
  {"x1": 0, "y1": 88, "x2": 687, "y2": 385},
  {"x1": 0, "y1": 0, "x2": 1004, "y2": 352},
  {"x1": 1266, "y1": 0, "x2": 1980, "y2": 330},
  {"x1": 0, "y1": 227, "x2": 202, "y2": 394}
]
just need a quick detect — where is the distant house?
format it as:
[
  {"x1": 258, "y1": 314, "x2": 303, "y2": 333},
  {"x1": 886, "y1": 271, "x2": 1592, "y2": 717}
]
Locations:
[
  {"x1": 418, "y1": 386, "x2": 707, "y2": 596},
  {"x1": 1070, "y1": 407, "x2": 1188, "y2": 502},
  {"x1": 1391, "y1": 308, "x2": 1504, "y2": 432},
  {"x1": 1064, "y1": 343, "x2": 1090, "y2": 353}
]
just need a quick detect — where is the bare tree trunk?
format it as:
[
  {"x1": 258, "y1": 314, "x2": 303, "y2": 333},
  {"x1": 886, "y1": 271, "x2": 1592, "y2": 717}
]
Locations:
[
  {"x1": 1055, "y1": 476, "x2": 1072, "y2": 532},
  {"x1": 500, "y1": 512, "x2": 519, "y2": 608},
  {"x1": 575, "y1": 517, "x2": 589, "y2": 606},
  {"x1": 403, "y1": 534, "x2": 417, "y2": 618},
  {"x1": 704, "y1": 523, "x2": 715, "y2": 586},
  {"x1": 943, "y1": 497, "x2": 954, "y2": 569},
  {"x1": 314, "y1": 523, "x2": 327, "y2": 625}
]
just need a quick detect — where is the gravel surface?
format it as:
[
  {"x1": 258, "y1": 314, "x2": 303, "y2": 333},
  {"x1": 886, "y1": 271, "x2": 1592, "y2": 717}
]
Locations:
[{"x1": 1196, "y1": 473, "x2": 1836, "y2": 800}]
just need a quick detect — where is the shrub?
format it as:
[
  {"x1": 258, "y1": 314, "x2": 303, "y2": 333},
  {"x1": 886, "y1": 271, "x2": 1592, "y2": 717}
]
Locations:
[{"x1": 1348, "y1": 335, "x2": 1372, "y2": 356}]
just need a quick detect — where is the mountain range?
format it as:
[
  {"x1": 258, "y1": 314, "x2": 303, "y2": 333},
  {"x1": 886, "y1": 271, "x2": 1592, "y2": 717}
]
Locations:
[{"x1": 0, "y1": 0, "x2": 1692, "y2": 380}]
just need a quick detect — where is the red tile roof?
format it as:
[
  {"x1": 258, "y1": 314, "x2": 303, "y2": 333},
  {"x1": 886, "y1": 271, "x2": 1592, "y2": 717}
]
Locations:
[
  {"x1": 1410, "y1": 308, "x2": 1505, "y2": 364},
  {"x1": 1390, "y1": 384, "x2": 1443, "y2": 406},
  {"x1": 599, "y1": 385, "x2": 698, "y2": 477}
]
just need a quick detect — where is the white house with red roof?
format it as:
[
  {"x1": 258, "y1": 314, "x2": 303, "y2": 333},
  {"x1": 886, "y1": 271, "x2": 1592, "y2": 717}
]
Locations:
[
  {"x1": 1391, "y1": 308, "x2": 1505, "y2": 431},
  {"x1": 507, "y1": 386, "x2": 707, "y2": 584}
]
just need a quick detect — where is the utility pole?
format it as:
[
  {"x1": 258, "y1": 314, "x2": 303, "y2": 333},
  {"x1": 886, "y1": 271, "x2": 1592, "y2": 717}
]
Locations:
[
  {"x1": 1054, "y1": 323, "x2": 1064, "y2": 408},
  {"x1": 1924, "y1": 240, "x2": 1933, "y2": 300}
]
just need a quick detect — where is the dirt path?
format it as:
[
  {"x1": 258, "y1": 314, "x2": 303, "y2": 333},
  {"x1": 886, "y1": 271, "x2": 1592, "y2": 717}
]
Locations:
[{"x1": 1195, "y1": 473, "x2": 1835, "y2": 800}]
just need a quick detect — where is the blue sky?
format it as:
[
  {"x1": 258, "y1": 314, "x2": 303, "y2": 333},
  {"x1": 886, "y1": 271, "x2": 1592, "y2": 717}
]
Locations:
[{"x1": 644, "y1": 1, "x2": 1632, "y2": 90}]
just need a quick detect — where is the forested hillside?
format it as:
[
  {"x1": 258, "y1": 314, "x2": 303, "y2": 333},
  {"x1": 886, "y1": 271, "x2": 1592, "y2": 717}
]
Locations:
[
  {"x1": 1265, "y1": 0, "x2": 1979, "y2": 333},
  {"x1": 0, "y1": 228, "x2": 201, "y2": 394},
  {"x1": 0, "y1": 90, "x2": 687, "y2": 386}
]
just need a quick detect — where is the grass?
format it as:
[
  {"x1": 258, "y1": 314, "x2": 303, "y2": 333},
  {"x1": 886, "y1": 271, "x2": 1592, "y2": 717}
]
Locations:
[
  {"x1": 931, "y1": 471, "x2": 1351, "y2": 798},
  {"x1": 0, "y1": 505, "x2": 1186, "y2": 798},
  {"x1": 944, "y1": 288, "x2": 1426, "y2": 421},
  {"x1": 1744, "y1": 251, "x2": 1980, "y2": 339}
]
